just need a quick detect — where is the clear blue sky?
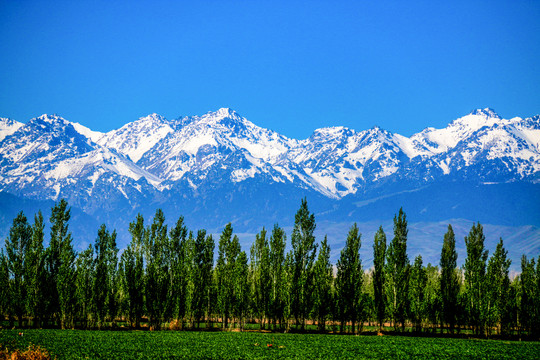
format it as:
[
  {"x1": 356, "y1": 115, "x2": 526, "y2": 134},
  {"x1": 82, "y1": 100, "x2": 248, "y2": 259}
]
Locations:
[{"x1": 1, "y1": 0, "x2": 539, "y2": 138}]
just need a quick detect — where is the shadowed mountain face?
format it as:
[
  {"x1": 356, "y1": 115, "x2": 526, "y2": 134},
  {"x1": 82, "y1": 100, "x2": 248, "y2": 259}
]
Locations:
[{"x1": 0, "y1": 108, "x2": 538, "y2": 269}]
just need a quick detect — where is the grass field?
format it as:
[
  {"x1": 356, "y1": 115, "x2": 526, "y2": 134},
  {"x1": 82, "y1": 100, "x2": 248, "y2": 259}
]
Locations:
[{"x1": 1, "y1": 329, "x2": 539, "y2": 359}]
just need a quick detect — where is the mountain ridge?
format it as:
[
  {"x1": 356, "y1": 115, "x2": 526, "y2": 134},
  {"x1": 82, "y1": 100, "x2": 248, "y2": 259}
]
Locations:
[{"x1": 0, "y1": 107, "x2": 538, "y2": 268}]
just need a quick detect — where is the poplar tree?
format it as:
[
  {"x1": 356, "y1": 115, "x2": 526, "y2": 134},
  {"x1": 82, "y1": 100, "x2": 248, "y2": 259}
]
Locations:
[
  {"x1": 313, "y1": 236, "x2": 333, "y2": 332},
  {"x1": 75, "y1": 244, "x2": 94, "y2": 329},
  {"x1": 202, "y1": 232, "x2": 215, "y2": 328},
  {"x1": 250, "y1": 227, "x2": 271, "y2": 329},
  {"x1": 120, "y1": 214, "x2": 145, "y2": 328},
  {"x1": 26, "y1": 211, "x2": 47, "y2": 328},
  {"x1": 184, "y1": 231, "x2": 196, "y2": 327},
  {"x1": 191, "y1": 229, "x2": 213, "y2": 327},
  {"x1": 269, "y1": 224, "x2": 286, "y2": 329},
  {"x1": 51, "y1": 200, "x2": 77, "y2": 329},
  {"x1": 336, "y1": 223, "x2": 363, "y2": 333},
  {"x1": 440, "y1": 224, "x2": 459, "y2": 333},
  {"x1": 93, "y1": 224, "x2": 117, "y2": 328},
  {"x1": 385, "y1": 208, "x2": 409, "y2": 331},
  {"x1": 5, "y1": 211, "x2": 32, "y2": 327},
  {"x1": 216, "y1": 223, "x2": 234, "y2": 329},
  {"x1": 463, "y1": 222, "x2": 488, "y2": 335},
  {"x1": 519, "y1": 256, "x2": 536, "y2": 335},
  {"x1": 233, "y1": 250, "x2": 249, "y2": 330},
  {"x1": 372, "y1": 225, "x2": 386, "y2": 331},
  {"x1": 144, "y1": 209, "x2": 169, "y2": 329},
  {"x1": 409, "y1": 255, "x2": 427, "y2": 332},
  {"x1": 290, "y1": 198, "x2": 317, "y2": 330},
  {"x1": 485, "y1": 238, "x2": 511, "y2": 335},
  {"x1": 169, "y1": 216, "x2": 188, "y2": 324},
  {"x1": 0, "y1": 251, "x2": 8, "y2": 324}
]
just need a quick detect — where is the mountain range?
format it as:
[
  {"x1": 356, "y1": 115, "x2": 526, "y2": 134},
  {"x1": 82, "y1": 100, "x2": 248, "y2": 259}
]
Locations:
[{"x1": 1, "y1": 108, "x2": 539, "y2": 269}]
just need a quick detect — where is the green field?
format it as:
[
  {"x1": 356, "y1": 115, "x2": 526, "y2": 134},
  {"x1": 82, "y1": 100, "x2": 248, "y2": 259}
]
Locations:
[{"x1": 1, "y1": 329, "x2": 539, "y2": 359}]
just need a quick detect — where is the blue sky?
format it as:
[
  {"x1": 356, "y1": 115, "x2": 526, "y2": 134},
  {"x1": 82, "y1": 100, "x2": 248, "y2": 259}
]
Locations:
[{"x1": 1, "y1": 0, "x2": 539, "y2": 138}]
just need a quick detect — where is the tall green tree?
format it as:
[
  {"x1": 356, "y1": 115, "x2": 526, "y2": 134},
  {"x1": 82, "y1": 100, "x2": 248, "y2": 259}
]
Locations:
[
  {"x1": 463, "y1": 222, "x2": 488, "y2": 335},
  {"x1": 202, "y1": 232, "x2": 215, "y2": 328},
  {"x1": 50, "y1": 200, "x2": 77, "y2": 329},
  {"x1": 485, "y1": 238, "x2": 511, "y2": 335},
  {"x1": 75, "y1": 244, "x2": 94, "y2": 329},
  {"x1": 93, "y1": 224, "x2": 118, "y2": 328},
  {"x1": 313, "y1": 236, "x2": 333, "y2": 332},
  {"x1": 385, "y1": 208, "x2": 410, "y2": 331},
  {"x1": 216, "y1": 223, "x2": 235, "y2": 329},
  {"x1": 425, "y1": 263, "x2": 442, "y2": 333},
  {"x1": 0, "y1": 250, "x2": 9, "y2": 323},
  {"x1": 372, "y1": 225, "x2": 387, "y2": 331},
  {"x1": 190, "y1": 229, "x2": 214, "y2": 328},
  {"x1": 290, "y1": 198, "x2": 318, "y2": 330},
  {"x1": 120, "y1": 214, "x2": 145, "y2": 328},
  {"x1": 144, "y1": 209, "x2": 170, "y2": 329},
  {"x1": 439, "y1": 224, "x2": 459, "y2": 333},
  {"x1": 233, "y1": 250, "x2": 249, "y2": 330},
  {"x1": 250, "y1": 227, "x2": 271, "y2": 329},
  {"x1": 336, "y1": 223, "x2": 363, "y2": 334},
  {"x1": 409, "y1": 255, "x2": 427, "y2": 332},
  {"x1": 268, "y1": 224, "x2": 286, "y2": 329},
  {"x1": 169, "y1": 216, "x2": 188, "y2": 325},
  {"x1": 5, "y1": 211, "x2": 32, "y2": 327},
  {"x1": 26, "y1": 211, "x2": 47, "y2": 328},
  {"x1": 519, "y1": 255, "x2": 537, "y2": 335}
]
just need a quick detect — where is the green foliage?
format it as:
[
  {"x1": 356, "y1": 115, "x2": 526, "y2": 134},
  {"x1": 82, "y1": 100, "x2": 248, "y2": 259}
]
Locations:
[
  {"x1": 51, "y1": 199, "x2": 77, "y2": 329},
  {"x1": 290, "y1": 198, "x2": 318, "y2": 330},
  {"x1": 5, "y1": 211, "x2": 32, "y2": 326},
  {"x1": 268, "y1": 224, "x2": 286, "y2": 330},
  {"x1": 385, "y1": 208, "x2": 410, "y2": 331},
  {"x1": 520, "y1": 255, "x2": 537, "y2": 335},
  {"x1": 250, "y1": 227, "x2": 271, "y2": 329},
  {"x1": 336, "y1": 223, "x2": 363, "y2": 333},
  {"x1": 144, "y1": 209, "x2": 170, "y2": 329},
  {"x1": 312, "y1": 236, "x2": 333, "y2": 332},
  {"x1": 0, "y1": 250, "x2": 9, "y2": 319},
  {"x1": 424, "y1": 263, "x2": 441, "y2": 332},
  {"x1": 119, "y1": 214, "x2": 145, "y2": 328},
  {"x1": 0, "y1": 198, "x2": 539, "y2": 337},
  {"x1": 485, "y1": 238, "x2": 512, "y2": 335},
  {"x1": 75, "y1": 244, "x2": 94, "y2": 328},
  {"x1": 169, "y1": 216, "x2": 188, "y2": 323},
  {"x1": 93, "y1": 224, "x2": 118, "y2": 328},
  {"x1": 439, "y1": 224, "x2": 459, "y2": 333},
  {"x1": 26, "y1": 211, "x2": 47, "y2": 328},
  {"x1": 372, "y1": 225, "x2": 386, "y2": 330},
  {"x1": 409, "y1": 255, "x2": 427, "y2": 332},
  {"x1": 216, "y1": 223, "x2": 240, "y2": 329},
  {"x1": 463, "y1": 222, "x2": 489, "y2": 335}
]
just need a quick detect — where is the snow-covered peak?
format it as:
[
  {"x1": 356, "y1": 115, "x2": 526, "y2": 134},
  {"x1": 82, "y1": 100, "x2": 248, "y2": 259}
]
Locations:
[
  {"x1": 34, "y1": 113, "x2": 69, "y2": 124},
  {"x1": 310, "y1": 126, "x2": 352, "y2": 139},
  {"x1": 410, "y1": 108, "x2": 508, "y2": 154},
  {"x1": 98, "y1": 113, "x2": 174, "y2": 163},
  {"x1": 469, "y1": 108, "x2": 500, "y2": 119},
  {"x1": 0, "y1": 118, "x2": 23, "y2": 142}
]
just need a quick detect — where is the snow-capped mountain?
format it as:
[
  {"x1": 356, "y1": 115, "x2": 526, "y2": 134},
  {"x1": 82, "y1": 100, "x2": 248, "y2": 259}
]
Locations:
[
  {"x1": 0, "y1": 118, "x2": 23, "y2": 142},
  {"x1": 0, "y1": 114, "x2": 160, "y2": 213},
  {"x1": 97, "y1": 113, "x2": 174, "y2": 163},
  {"x1": 1, "y1": 108, "x2": 539, "y2": 204},
  {"x1": 1, "y1": 107, "x2": 539, "y2": 266},
  {"x1": 137, "y1": 108, "x2": 296, "y2": 188}
]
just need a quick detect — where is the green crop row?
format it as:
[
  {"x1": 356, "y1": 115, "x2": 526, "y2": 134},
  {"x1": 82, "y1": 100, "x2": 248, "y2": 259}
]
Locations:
[{"x1": 1, "y1": 329, "x2": 539, "y2": 359}]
